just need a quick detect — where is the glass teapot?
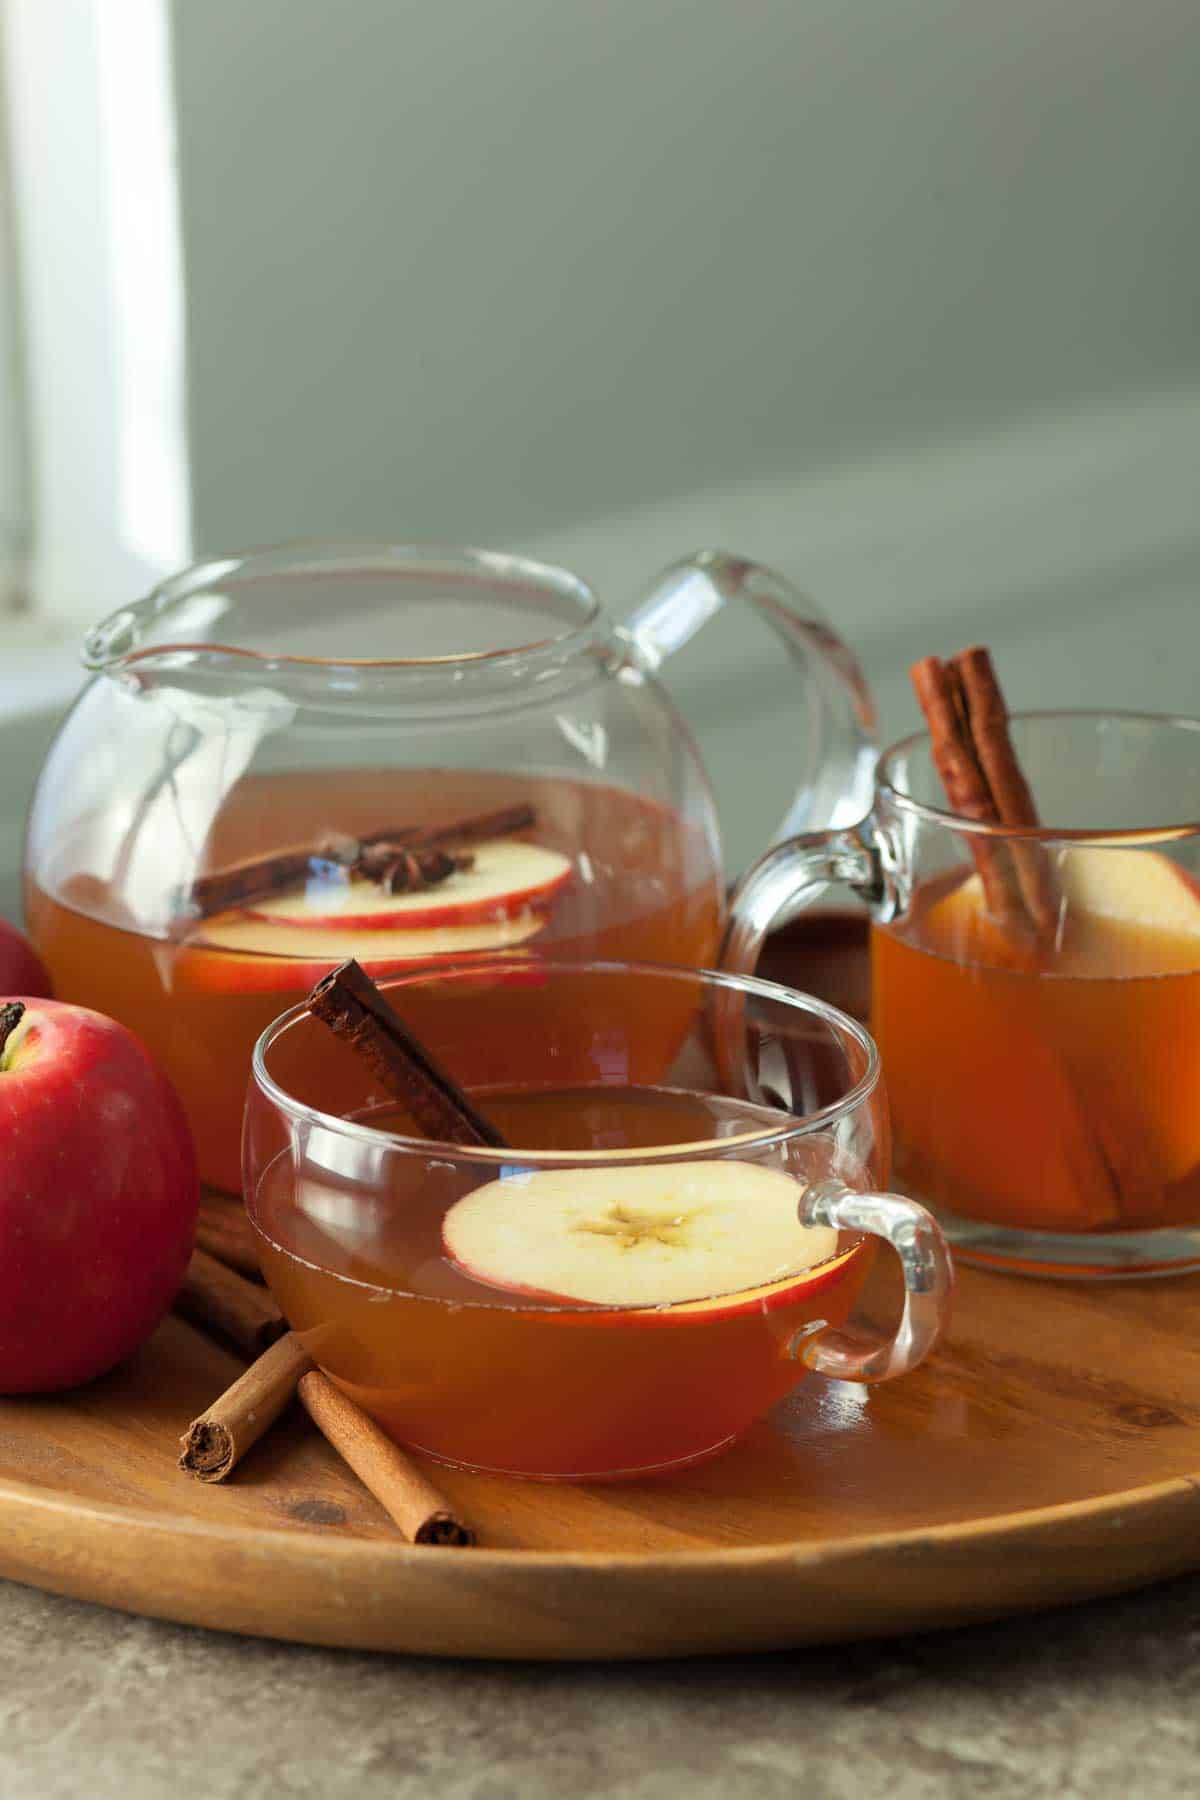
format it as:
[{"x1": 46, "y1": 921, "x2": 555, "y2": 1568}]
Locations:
[{"x1": 24, "y1": 542, "x2": 876, "y2": 1191}]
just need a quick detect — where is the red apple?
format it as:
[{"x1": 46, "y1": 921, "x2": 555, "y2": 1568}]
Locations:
[
  {"x1": 0, "y1": 917, "x2": 52, "y2": 997},
  {"x1": 442, "y1": 1161, "x2": 841, "y2": 1312},
  {"x1": 0, "y1": 997, "x2": 198, "y2": 1393}
]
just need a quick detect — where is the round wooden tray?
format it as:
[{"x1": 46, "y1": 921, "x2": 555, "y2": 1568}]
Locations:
[{"x1": 2, "y1": 1251, "x2": 1199, "y2": 1660}]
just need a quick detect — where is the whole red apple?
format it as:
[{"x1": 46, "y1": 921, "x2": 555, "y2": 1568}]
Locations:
[
  {"x1": 0, "y1": 917, "x2": 52, "y2": 997},
  {"x1": 0, "y1": 997, "x2": 198, "y2": 1392}
]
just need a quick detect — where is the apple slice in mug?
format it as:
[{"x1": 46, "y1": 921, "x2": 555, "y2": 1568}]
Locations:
[
  {"x1": 442, "y1": 1162, "x2": 842, "y2": 1315},
  {"x1": 925, "y1": 848, "x2": 1200, "y2": 976},
  {"x1": 244, "y1": 840, "x2": 573, "y2": 933},
  {"x1": 1055, "y1": 846, "x2": 1200, "y2": 941}
]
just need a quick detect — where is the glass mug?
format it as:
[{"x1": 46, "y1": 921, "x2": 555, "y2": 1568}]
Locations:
[
  {"x1": 244, "y1": 958, "x2": 951, "y2": 1480},
  {"x1": 23, "y1": 542, "x2": 877, "y2": 1192},
  {"x1": 723, "y1": 711, "x2": 1200, "y2": 1277}
]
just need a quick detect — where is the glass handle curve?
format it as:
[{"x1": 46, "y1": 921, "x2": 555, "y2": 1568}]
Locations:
[
  {"x1": 800, "y1": 1181, "x2": 953, "y2": 1383},
  {"x1": 719, "y1": 822, "x2": 884, "y2": 978},
  {"x1": 617, "y1": 550, "x2": 878, "y2": 835}
]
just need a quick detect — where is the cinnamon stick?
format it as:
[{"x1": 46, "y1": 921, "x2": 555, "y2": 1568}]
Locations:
[
  {"x1": 911, "y1": 646, "x2": 1119, "y2": 1228},
  {"x1": 183, "y1": 836, "x2": 359, "y2": 920},
  {"x1": 297, "y1": 1371, "x2": 475, "y2": 1546},
  {"x1": 951, "y1": 646, "x2": 1060, "y2": 937},
  {"x1": 181, "y1": 805, "x2": 537, "y2": 920},
  {"x1": 173, "y1": 1249, "x2": 287, "y2": 1359},
  {"x1": 179, "y1": 1331, "x2": 313, "y2": 1481},
  {"x1": 358, "y1": 802, "x2": 536, "y2": 854},
  {"x1": 307, "y1": 959, "x2": 508, "y2": 1148},
  {"x1": 194, "y1": 1193, "x2": 264, "y2": 1279},
  {"x1": 909, "y1": 655, "x2": 1027, "y2": 932}
]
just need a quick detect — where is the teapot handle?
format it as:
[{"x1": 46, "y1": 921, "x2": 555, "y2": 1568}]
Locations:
[{"x1": 617, "y1": 550, "x2": 877, "y2": 837}]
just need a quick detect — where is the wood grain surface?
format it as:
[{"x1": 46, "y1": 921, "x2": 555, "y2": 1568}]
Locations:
[{"x1": 1, "y1": 1248, "x2": 1199, "y2": 1659}]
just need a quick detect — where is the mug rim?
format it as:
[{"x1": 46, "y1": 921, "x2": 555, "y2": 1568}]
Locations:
[
  {"x1": 876, "y1": 707, "x2": 1200, "y2": 843},
  {"x1": 249, "y1": 954, "x2": 882, "y2": 1167}
]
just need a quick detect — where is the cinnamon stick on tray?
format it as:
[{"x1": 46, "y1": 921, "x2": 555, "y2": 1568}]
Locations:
[
  {"x1": 298, "y1": 1372, "x2": 475, "y2": 1546},
  {"x1": 180, "y1": 1341, "x2": 475, "y2": 1544},
  {"x1": 174, "y1": 1250, "x2": 287, "y2": 1359},
  {"x1": 194, "y1": 1193, "x2": 264, "y2": 1280},
  {"x1": 179, "y1": 1331, "x2": 313, "y2": 1481}
]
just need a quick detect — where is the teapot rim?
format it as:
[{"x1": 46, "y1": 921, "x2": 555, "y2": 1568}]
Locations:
[{"x1": 81, "y1": 538, "x2": 606, "y2": 676}]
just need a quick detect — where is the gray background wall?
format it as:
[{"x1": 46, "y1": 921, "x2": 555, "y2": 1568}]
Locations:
[{"x1": 171, "y1": 0, "x2": 1200, "y2": 552}]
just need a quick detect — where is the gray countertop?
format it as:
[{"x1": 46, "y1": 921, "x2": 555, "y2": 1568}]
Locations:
[{"x1": 3, "y1": 1571, "x2": 1200, "y2": 1798}]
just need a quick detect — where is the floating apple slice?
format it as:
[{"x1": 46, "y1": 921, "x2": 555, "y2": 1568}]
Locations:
[
  {"x1": 1055, "y1": 846, "x2": 1200, "y2": 935},
  {"x1": 179, "y1": 910, "x2": 545, "y2": 995},
  {"x1": 920, "y1": 873, "x2": 1039, "y2": 972},
  {"x1": 442, "y1": 1161, "x2": 838, "y2": 1310},
  {"x1": 244, "y1": 839, "x2": 572, "y2": 933},
  {"x1": 929, "y1": 851, "x2": 1200, "y2": 954}
]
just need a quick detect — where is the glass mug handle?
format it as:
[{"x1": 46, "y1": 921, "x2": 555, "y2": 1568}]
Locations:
[
  {"x1": 723, "y1": 823, "x2": 951, "y2": 1379},
  {"x1": 720, "y1": 820, "x2": 887, "y2": 978},
  {"x1": 617, "y1": 551, "x2": 878, "y2": 835},
  {"x1": 798, "y1": 1180, "x2": 952, "y2": 1380}
]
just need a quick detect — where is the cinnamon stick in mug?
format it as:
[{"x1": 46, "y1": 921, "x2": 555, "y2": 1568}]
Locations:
[
  {"x1": 950, "y1": 646, "x2": 1060, "y2": 937},
  {"x1": 909, "y1": 655, "x2": 1028, "y2": 935},
  {"x1": 910, "y1": 646, "x2": 1118, "y2": 1228},
  {"x1": 307, "y1": 959, "x2": 509, "y2": 1148}
]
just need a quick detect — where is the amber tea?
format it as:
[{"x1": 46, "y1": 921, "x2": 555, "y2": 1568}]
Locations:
[
  {"x1": 251, "y1": 1084, "x2": 871, "y2": 1481},
  {"x1": 26, "y1": 768, "x2": 721, "y2": 1191}
]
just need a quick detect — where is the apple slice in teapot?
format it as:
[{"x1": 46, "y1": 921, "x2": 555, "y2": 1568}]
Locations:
[
  {"x1": 245, "y1": 839, "x2": 573, "y2": 933},
  {"x1": 182, "y1": 909, "x2": 547, "y2": 995}
]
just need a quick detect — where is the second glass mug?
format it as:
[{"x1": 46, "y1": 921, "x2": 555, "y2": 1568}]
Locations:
[
  {"x1": 724, "y1": 711, "x2": 1200, "y2": 1278},
  {"x1": 22, "y1": 542, "x2": 877, "y2": 1192}
]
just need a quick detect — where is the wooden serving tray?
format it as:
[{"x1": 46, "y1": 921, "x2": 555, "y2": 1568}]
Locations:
[{"x1": 2, "y1": 1253, "x2": 1199, "y2": 1660}]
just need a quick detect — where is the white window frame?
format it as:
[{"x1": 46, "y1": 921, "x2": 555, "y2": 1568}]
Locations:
[{"x1": 1, "y1": 0, "x2": 191, "y2": 633}]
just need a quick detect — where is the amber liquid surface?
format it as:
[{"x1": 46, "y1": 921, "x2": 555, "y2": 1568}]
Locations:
[
  {"x1": 872, "y1": 870, "x2": 1200, "y2": 1239},
  {"x1": 251, "y1": 1085, "x2": 868, "y2": 1480},
  {"x1": 26, "y1": 769, "x2": 722, "y2": 1192}
]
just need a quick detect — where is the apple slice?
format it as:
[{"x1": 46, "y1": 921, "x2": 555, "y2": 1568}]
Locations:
[
  {"x1": 1055, "y1": 846, "x2": 1200, "y2": 935},
  {"x1": 920, "y1": 872, "x2": 1039, "y2": 973},
  {"x1": 442, "y1": 1162, "x2": 838, "y2": 1310},
  {"x1": 928, "y1": 851, "x2": 1200, "y2": 963},
  {"x1": 179, "y1": 910, "x2": 545, "y2": 995},
  {"x1": 244, "y1": 839, "x2": 572, "y2": 932}
]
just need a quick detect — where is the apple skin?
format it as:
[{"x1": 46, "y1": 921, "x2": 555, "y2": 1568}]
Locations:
[
  {"x1": 0, "y1": 998, "x2": 198, "y2": 1393},
  {"x1": 0, "y1": 917, "x2": 52, "y2": 998},
  {"x1": 446, "y1": 1238, "x2": 866, "y2": 1325},
  {"x1": 180, "y1": 912, "x2": 546, "y2": 995}
]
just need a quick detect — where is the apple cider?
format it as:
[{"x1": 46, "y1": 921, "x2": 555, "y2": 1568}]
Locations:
[
  {"x1": 872, "y1": 861, "x2": 1200, "y2": 1243},
  {"x1": 25, "y1": 769, "x2": 722, "y2": 1192},
  {"x1": 249, "y1": 1084, "x2": 870, "y2": 1480}
]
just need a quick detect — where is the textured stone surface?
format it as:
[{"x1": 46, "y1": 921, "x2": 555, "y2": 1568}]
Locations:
[{"x1": 3, "y1": 1573, "x2": 1200, "y2": 1799}]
